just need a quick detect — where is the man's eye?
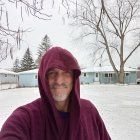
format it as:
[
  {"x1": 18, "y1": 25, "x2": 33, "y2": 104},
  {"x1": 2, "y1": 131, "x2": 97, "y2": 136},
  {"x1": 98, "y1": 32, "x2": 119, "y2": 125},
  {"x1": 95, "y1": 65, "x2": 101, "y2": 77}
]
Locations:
[
  {"x1": 47, "y1": 71, "x2": 56, "y2": 76},
  {"x1": 65, "y1": 71, "x2": 73, "y2": 75},
  {"x1": 63, "y1": 71, "x2": 73, "y2": 77}
]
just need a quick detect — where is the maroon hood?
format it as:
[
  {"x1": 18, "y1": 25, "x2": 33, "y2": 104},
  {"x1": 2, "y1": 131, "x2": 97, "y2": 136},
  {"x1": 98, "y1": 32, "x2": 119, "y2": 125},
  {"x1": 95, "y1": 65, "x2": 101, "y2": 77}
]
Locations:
[{"x1": 38, "y1": 46, "x2": 81, "y2": 139}]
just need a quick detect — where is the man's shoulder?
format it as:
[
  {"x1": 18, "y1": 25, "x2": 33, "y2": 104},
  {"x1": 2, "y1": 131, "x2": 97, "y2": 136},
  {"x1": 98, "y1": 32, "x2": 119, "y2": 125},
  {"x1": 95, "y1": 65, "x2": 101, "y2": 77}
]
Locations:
[
  {"x1": 17, "y1": 98, "x2": 43, "y2": 114},
  {"x1": 22, "y1": 98, "x2": 42, "y2": 109},
  {"x1": 9, "y1": 98, "x2": 42, "y2": 118},
  {"x1": 80, "y1": 98, "x2": 95, "y2": 107},
  {"x1": 80, "y1": 99, "x2": 97, "y2": 112},
  {"x1": 0, "y1": 98, "x2": 44, "y2": 138}
]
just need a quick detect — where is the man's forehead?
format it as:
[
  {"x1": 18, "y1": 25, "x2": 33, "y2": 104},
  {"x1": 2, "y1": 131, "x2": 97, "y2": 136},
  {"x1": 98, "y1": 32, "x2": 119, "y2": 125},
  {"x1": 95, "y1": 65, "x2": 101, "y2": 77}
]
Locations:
[
  {"x1": 48, "y1": 68, "x2": 61, "y2": 71},
  {"x1": 48, "y1": 68, "x2": 72, "y2": 73}
]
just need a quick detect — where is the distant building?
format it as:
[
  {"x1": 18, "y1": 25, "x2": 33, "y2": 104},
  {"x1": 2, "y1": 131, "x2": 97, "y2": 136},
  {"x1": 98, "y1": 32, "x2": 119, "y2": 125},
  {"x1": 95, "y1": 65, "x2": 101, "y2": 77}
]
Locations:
[
  {"x1": 18, "y1": 69, "x2": 38, "y2": 87},
  {"x1": 0, "y1": 69, "x2": 18, "y2": 90},
  {"x1": 80, "y1": 66, "x2": 138, "y2": 85}
]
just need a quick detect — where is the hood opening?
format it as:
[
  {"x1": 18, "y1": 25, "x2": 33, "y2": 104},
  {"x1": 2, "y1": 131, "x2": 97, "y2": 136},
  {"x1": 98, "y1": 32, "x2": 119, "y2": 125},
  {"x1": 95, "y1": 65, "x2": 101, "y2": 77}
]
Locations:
[{"x1": 38, "y1": 46, "x2": 81, "y2": 137}]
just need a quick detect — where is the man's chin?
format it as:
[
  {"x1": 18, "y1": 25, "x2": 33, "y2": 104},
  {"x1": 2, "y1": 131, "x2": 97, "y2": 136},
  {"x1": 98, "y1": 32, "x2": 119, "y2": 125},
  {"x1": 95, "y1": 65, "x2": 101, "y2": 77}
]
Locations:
[{"x1": 52, "y1": 94, "x2": 69, "y2": 102}]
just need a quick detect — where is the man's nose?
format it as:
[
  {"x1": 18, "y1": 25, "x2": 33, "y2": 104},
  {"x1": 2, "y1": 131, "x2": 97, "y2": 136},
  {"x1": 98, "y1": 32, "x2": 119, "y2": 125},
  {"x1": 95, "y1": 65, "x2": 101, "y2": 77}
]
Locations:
[{"x1": 55, "y1": 74, "x2": 64, "y2": 84}]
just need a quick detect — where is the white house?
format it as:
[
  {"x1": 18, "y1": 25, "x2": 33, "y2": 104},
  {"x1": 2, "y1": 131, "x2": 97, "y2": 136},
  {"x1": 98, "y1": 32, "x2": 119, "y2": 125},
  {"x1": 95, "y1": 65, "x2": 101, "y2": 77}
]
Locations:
[
  {"x1": 80, "y1": 66, "x2": 138, "y2": 85},
  {"x1": 18, "y1": 69, "x2": 38, "y2": 87},
  {"x1": 0, "y1": 69, "x2": 18, "y2": 90}
]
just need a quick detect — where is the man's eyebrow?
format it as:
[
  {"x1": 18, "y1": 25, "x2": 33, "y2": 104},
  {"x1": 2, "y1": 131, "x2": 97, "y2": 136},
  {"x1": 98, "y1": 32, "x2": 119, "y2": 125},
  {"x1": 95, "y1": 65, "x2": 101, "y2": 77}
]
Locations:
[
  {"x1": 47, "y1": 69, "x2": 56, "y2": 72},
  {"x1": 47, "y1": 70, "x2": 56, "y2": 74},
  {"x1": 67, "y1": 70, "x2": 73, "y2": 73},
  {"x1": 48, "y1": 70, "x2": 55, "y2": 72}
]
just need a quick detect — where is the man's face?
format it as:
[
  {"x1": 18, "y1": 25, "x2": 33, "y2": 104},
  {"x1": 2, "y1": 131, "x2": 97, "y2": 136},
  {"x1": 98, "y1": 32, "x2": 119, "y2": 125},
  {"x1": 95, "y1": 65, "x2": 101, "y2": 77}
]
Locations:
[{"x1": 47, "y1": 68, "x2": 73, "y2": 102}]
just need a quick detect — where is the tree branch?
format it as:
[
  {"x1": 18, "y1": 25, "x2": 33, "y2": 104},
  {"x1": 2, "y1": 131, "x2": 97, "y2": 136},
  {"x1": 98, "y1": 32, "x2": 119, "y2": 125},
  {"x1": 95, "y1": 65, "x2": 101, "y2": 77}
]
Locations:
[{"x1": 124, "y1": 42, "x2": 140, "y2": 64}]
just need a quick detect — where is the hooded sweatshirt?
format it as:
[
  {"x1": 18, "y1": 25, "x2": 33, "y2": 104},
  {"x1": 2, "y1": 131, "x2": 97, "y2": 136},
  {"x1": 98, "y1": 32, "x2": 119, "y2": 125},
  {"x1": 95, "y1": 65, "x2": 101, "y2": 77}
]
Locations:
[{"x1": 0, "y1": 47, "x2": 111, "y2": 140}]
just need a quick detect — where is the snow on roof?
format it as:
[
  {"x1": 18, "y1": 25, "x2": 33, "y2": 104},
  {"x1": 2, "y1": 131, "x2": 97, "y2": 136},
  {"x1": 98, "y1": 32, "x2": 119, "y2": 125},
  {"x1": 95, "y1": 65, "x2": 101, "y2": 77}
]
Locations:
[
  {"x1": 81, "y1": 66, "x2": 138, "y2": 73},
  {"x1": 0, "y1": 69, "x2": 17, "y2": 74},
  {"x1": 18, "y1": 69, "x2": 38, "y2": 74}
]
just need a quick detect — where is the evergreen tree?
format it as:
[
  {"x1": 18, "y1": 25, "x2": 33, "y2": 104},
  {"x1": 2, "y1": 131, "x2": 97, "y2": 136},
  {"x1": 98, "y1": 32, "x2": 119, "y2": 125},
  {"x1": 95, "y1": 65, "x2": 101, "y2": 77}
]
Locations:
[
  {"x1": 20, "y1": 48, "x2": 36, "y2": 71},
  {"x1": 12, "y1": 57, "x2": 21, "y2": 72},
  {"x1": 36, "y1": 34, "x2": 52, "y2": 66}
]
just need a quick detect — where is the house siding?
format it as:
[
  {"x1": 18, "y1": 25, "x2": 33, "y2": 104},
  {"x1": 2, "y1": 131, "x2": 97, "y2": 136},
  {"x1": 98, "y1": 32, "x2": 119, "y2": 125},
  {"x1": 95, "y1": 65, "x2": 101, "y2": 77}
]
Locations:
[
  {"x1": 0, "y1": 70, "x2": 18, "y2": 90},
  {"x1": 100, "y1": 73, "x2": 116, "y2": 84},
  {"x1": 19, "y1": 74, "x2": 38, "y2": 87},
  {"x1": 124, "y1": 72, "x2": 136, "y2": 84},
  {"x1": 0, "y1": 74, "x2": 18, "y2": 84},
  {"x1": 80, "y1": 72, "x2": 95, "y2": 84}
]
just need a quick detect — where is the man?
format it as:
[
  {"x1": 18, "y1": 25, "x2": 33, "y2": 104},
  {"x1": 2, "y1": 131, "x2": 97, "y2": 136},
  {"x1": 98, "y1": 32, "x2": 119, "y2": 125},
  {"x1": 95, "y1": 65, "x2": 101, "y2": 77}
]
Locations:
[{"x1": 0, "y1": 47, "x2": 111, "y2": 140}]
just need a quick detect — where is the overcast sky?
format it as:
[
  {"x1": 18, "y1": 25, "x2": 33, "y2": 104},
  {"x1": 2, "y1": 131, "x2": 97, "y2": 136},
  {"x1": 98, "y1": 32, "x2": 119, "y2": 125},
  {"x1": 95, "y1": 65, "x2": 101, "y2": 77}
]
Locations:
[
  {"x1": 0, "y1": 1, "x2": 92, "y2": 69},
  {"x1": 0, "y1": 0, "x2": 140, "y2": 69}
]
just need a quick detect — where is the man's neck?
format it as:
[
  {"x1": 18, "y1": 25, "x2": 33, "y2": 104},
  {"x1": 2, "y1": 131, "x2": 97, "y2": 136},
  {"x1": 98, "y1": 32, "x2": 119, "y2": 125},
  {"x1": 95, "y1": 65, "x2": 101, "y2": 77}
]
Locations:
[{"x1": 55, "y1": 99, "x2": 69, "y2": 112}]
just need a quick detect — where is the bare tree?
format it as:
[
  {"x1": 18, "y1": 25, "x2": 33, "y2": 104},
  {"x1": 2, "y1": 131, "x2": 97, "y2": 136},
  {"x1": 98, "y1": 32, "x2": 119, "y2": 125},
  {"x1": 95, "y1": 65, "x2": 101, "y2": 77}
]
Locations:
[
  {"x1": 69, "y1": 0, "x2": 140, "y2": 83},
  {"x1": 0, "y1": 0, "x2": 69, "y2": 62},
  {"x1": 0, "y1": 0, "x2": 52, "y2": 62}
]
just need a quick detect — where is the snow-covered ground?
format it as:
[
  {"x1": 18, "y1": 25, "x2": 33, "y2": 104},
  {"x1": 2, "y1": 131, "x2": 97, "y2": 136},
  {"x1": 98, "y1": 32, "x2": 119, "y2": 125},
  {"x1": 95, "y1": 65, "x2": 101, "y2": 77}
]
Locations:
[{"x1": 0, "y1": 85, "x2": 140, "y2": 140}]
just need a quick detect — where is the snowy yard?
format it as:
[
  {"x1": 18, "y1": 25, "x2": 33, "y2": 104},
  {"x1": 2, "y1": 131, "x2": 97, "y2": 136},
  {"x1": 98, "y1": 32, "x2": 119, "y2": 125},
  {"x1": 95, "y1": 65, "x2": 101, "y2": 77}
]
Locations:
[{"x1": 0, "y1": 85, "x2": 140, "y2": 140}]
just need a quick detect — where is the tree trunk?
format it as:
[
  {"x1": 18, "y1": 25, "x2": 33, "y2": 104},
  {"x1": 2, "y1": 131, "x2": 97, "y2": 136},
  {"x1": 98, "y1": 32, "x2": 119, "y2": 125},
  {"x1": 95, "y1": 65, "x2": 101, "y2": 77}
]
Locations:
[{"x1": 117, "y1": 65, "x2": 125, "y2": 84}]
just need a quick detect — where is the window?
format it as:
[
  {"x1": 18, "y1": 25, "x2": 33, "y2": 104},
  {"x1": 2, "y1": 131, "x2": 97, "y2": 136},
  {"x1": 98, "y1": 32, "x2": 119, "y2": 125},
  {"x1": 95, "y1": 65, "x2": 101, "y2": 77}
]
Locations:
[
  {"x1": 96, "y1": 73, "x2": 98, "y2": 77},
  {"x1": 35, "y1": 75, "x2": 37, "y2": 79},
  {"x1": 105, "y1": 73, "x2": 108, "y2": 77},
  {"x1": 105, "y1": 73, "x2": 112, "y2": 77},
  {"x1": 125, "y1": 73, "x2": 129, "y2": 76},
  {"x1": 84, "y1": 73, "x2": 86, "y2": 77},
  {"x1": 109, "y1": 73, "x2": 112, "y2": 77},
  {"x1": 5, "y1": 74, "x2": 7, "y2": 77}
]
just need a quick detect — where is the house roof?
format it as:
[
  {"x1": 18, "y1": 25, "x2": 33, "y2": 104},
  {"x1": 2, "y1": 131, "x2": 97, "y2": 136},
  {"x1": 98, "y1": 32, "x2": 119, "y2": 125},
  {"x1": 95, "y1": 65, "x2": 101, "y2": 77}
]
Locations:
[
  {"x1": 18, "y1": 69, "x2": 38, "y2": 74},
  {"x1": 81, "y1": 66, "x2": 138, "y2": 73},
  {"x1": 0, "y1": 69, "x2": 17, "y2": 74}
]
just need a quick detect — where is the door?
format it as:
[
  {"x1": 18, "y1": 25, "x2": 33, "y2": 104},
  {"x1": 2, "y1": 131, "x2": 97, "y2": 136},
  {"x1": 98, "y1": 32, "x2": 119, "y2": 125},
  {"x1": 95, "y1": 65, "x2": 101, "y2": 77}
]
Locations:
[{"x1": 94, "y1": 73, "x2": 99, "y2": 82}]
